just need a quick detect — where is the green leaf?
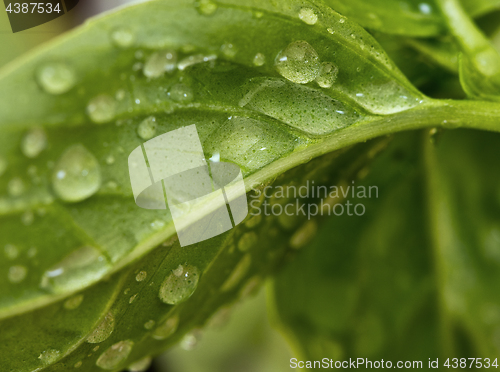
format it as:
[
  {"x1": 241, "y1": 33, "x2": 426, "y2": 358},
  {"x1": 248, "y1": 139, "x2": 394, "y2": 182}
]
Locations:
[{"x1": 270, "y1": 129, "x2": 500, "y2": 362}]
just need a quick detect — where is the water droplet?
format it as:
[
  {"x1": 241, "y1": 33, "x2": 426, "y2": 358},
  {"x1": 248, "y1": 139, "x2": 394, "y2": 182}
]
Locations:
[
  {"x1": 136, "y1": 271, "x2": 147, "y2": 282},
  {"x1": 195, "y1": 0, "x2": 218, "y2": 15},
  {"x1": 239, "y1": 276, "x2": 261, "y2": 299},
  {"x1": 27, "y1": 247, "x2": 37, "y2": 258},
  {"x1": 8, "y1": 177, "x2": 25, "y2": 197},
  {"x1": 21, "y1": 128, "x2": 47, "y2": 158},
  {"x1": 143, "y1": 50, "x2": 177, "y2": 78},
  {"x1": 4, "y1": 244, "x2": 19, "y2": 260},
  {"x1": 39, "y1": 349, "x2": 60, "y2": 365},
  {"x1": 144, "y1": 320, "x2": 156, "y2": 330},
  {"x1": 327, "y1": 27, "x2": 335, "y2": 34},
  {"x1": 419, "y1": 3, "x2": 432, "y2": 14},
  {"x1": 152, "y1": 315, "x2": 179, "y2": 340},
  {"x1": 181, "y1": 330, "x2": 202, "y2": 350},
  {"x1": 115, "y1": 89, "x2": 126, "y2": 101},
  {"x1": 41, "y1": 245, "x2": 109, "y2": 293},
  {"x1": 64, "y1": 294, "x2": 84, "y2": 310},
  {"x1": 221, "y1": 254, "x2": 251, "y2": 292},
  {"x1": 150, "y1": 219, "x2": 165, "y2": 230},
  {"x1": 253, "y1": 53, "x2": 266, "y2": 66},
  {"x1": 74, "y1": 361, "x2": 83, "y2": 368},
  {"x1": 290, "y1": 220, "x2": 317, "y2": 249},
  {"x1": 299, "y1": 7, "x2": 318, "y2": 25},
  {"x1": 238, "y1": 232, "x2": 257, "y2": 252},
  {"x1": 52, "y1": 144, "x2": 102, "y2": 203},
  {"x1": 275, "y1": 40, "x2": 320, "y2": 84},
  {"x1": 37, "y1": 62, "x2": 76, "y2": 95},
  {"x1": 137, "y1": 116, "x2": 157, "y2": 140},
  {"x1": 96, "y1": 340, "x2": 134, "y2": 370},
  {"x1": 8, "y1": 265, "x2": 27, "y2": 283},
  {"x1": 127, "y1": 356, "x2": 152, "y2": 372},
  {"x1": 220, "y1": 43, "x2": 237, "y2": 58},
  {"x1": 178, "y1": 54, "x2": 217, "y2": 70},
  {"x1": 87, "y1": 95, "x2": 116, "y2": 124},
  {"x1": 339, "y1": 18, "x2": 345, "y2": 24},
  {"x1": 316, "y1": 62, "x2": 339, "y2": 88},
  {"x1": 159, "y1": 264, "x2": 200, "y2": 305},
  {"x1": 93, "y1": 346, "x2": 100, "y2": 352},
  {"x1": 111, "y1": 27, "x2": 135, "y2": 48},
  {"x1": 88, "y1": 312, "x2": 115, "y2": 344},
  {"x1": 0, "y1": 156, "x2": 7, "y2": 177},
  {"x1": 129, "y1": 294, "x2": 138, "y2": 304},
  {"x1": 169, "y1": 84, "x2": 194, "y2": 103}
]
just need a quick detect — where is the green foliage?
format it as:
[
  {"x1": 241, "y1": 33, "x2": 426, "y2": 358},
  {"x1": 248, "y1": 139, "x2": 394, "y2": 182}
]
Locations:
[{"x1": 0, "y1": 0, "x2": 500, "y2": 371}]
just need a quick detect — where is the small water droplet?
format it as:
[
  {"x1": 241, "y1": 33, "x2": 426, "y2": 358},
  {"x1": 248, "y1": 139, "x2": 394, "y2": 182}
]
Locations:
[
  {"x1": 115, "y1": 89, "x2": 126, "y2": 101},
  {"x1": 64, "y1": 294, "x2": 84, "y2": 310},
  {"x1": 220, "y1": 43, "x2": 237, "y2": 58},
  {"x1": 136, "y1": 271, "x2": 147, "y2": 282},
  {"x1": 96, "y1": 340, "x2": 134, "y2": 370},
  {"x1": 37, "y1": 62, "x2": 76, "y2": 95},
  {"x1": 327, "y1": 27, "x2": 335, "y2": 34},
  {"x1": 144, "y1": 320, "x2": 156, "y2": 330},
  {"x1": 74, "y1": 361, "x2": 83, "y2": 368},
  {"x1": 169, "y1": 84, "x2": 194, "y2": 103},
  {"x1": 178, "y1": 54, "x2": 217, "y2": 71},
  {"x1": 195, "y1": 0, "x2": 218, "y2": 15},
  {"x1": 21, "y1": 210, "x2": 34, "y2": 226},
  {"x1": 238, "y1": 232, "x2": 257, "y2": 252},
  {"x1": 152, "y1": 315, "x2": 179, "y2": 340},
  {"x1": 419, "y1": 3, "x2": 432, "y2": 14},
  {"x1": 88, "y1": 312, "x2": 115, "y2": 344},
  {"x1": 159, "y1": 264, "x2": 200, "y2": 305},
  {"x1": 316, "y1": 62, "x2": 339, "y2": 88},
  {"x1": 87, "y1": 95, "x2": 116, "y2": 124},
  {"x1": 93, "y1": 346, "x2": 100, "y2": 352},
  {"x1": 4, "y1": 244, "x2": 19, "y2": 260},
  {"x1": 137, "y1": 116, "x2": 157, "y2": 140},
  {"x1": 39, "y1": 349, "x2": 60, "y2": 365},
  {"x1": 52, "y1": 144, "x2": 101, "y2": 203},
  {"x1": 106, "y1": 155, "x2": 115, "y2": 165},
  {"x1": 239, "y1": 276, "x2": 261, "y2": 299},
  {"x1": 299, "y1": 7, "x2": 318, "y2": 25},
  {"x1": 8, "y1": 177, "x2": 25, "y2": 197},
  {"x1": 27, "y1": 246, "x2": 37, "y2": 258},
  {"x1": 221, "y1": 254, "x2": 251, "y2": 292},
  {"x1": 127, "y1": 356, "x2": 152, "y2": 372},
  {"x1": 21, "y1": 128, "x2": 47, "y2": 158},
  {"x1": 143, "y1": 50, "x2": 177, "y2": 78},
  {"x1": 181, "y1": 330, "x2": 202, "y2": 350},
  {"x1": 8, "y1": 265, "x2": 27, "y2": 283},
  {"x1": 339, "y1": 18, "x2": 345, "y2": 24},
  {"x1": 111, "y1": 27, "x2": 135, "y2": 48},
  {"x1": 129, "y1": 294, "x2": 138, "y2": 304},
  {"x1": 275, "y1": 40, "x2": 320, "y2": 84},
  {"x1": 253, "y1": 53, "x2": 266, "y2": 66},
  {"x1": 290, "y1": 220, "x2": 317, "y2": 249}
]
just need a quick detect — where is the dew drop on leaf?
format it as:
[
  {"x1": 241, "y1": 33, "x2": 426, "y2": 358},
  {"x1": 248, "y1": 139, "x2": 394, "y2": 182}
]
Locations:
[
  {"x1": 177, "y1": 53, "x2": 217, "y2": 71},
  {"x1": 4, "y1": 244, "x2": 19, "y2": 260},
  {"x1": 87, "y1": 95, "x2": 116, "y2": 124},
  {"x1": 8, "y1": 265, "x2": 27, "y2": 283},
  {"x1": 298, "y1": 7, "x2": 318, "y2": 25},
  {"x1": 275, "y1": 40, "x2": 320, "y2": 84},
  {"x1": 21, "y1": 210, "x2": 34, "y2": 226},
  {"x1": 8, "y1": 177, "x2": 25, "y2": 197},
  {"x1": 52, "y1": 144, "x2": 102, "y2": 203},
  {"x1": 21, "y1": 127, "x2": 47, "y2": 159},
  {"x1": 169, "y1": 84, "x2": 194, "y2": 103},
  {"x1": 64, "y1": 294, "x2": 84, "y2": 310},
  {"x1": 253, "y1": 53, "x2": 266, "y2": 66},
  {"x1": 127, "y1": 356, "x2": 152, "y2": 372},
  {"x1": 137, "y1": 116, "x2": 157, "y2": 140},
  {"x1": 143, "y1": 50, "x2": 177, "y2": 78},
  {"x1": 87, "y1": 312, "x2": 115, "y2": 344},
  {"x1": 36, "y1": 62, "x2": 76, "y2": 95},
  {"x1": 38, "y1": 349, "x2": 60, "y2": 365},
  {"x1": 181, "y1": 330, "x2": 202, "y2": 350},
  {"x1": 40, "y1": 245, "x2": 109, "y2": 293},
  {"x1": 221, "y1": 254, "x2": 251, "y2": 292},
  {"x1": 220, "y1": 43, "x2": 237, "y2": 58},
  {"x1": 144, "y1": 320, "x2": 155, "y2": 330},
  {"x1": 110, "y1": 27, "x2": 135, "y2": 48},
  {"x1": 152, "y1": 315, "x2": 179, "y2": 340},
  {"x1": 74, "y1": 361, "x2": 83, "y2": 368},
  {"x1": 96, "y1": 340, "x2": 134, "y2": 370},
  {"x1": 316, "y1": 62, "x2": 339, "y2": 88},
  {"x1": 136, "y1": 271, "x2": 147, "y2": 282},
  {"x1": 159, "y1": 264, "x2": 200, "y2": 305},
  {"x1": 194, "y1": 0, "x2": 218, "y2": 16}
]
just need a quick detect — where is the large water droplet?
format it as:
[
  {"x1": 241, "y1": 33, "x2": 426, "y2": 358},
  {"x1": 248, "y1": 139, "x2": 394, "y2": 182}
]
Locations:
[
  {"x1": 87, "y1": 95, "x2": 116, "y2": 124},
  {"x1": 169, "y1": 84, "x2": 194, "y2": 103},
  {"x1": 195, "y1": 0, "x2": 218, "y2": 15},
  {"x1": 87, "y1": 312, "x2": 115, "y2": 344},
  {"x1": 137, "y1": 116, "x2": 157, "y2": 140},
  {"x1": 127, "y1": 356, "x2": 152, "y2": 372},
  {"x1": 316, "y1": 62, "x2": 339, "y2": 88},
  {"x1": 275, "y1": 40, "x2": 320, "y2": 84},
  {"x1": 111, "y1": 27, "x2": 135, "y2": 48},
  {"x1": 37, "y1": 62, "x2": 76, "y2": 95},
  {"x1": 152, "y1": 315, "x2": 179, "y2": 340},
  {"x1": 40, "y1": 245, "x2": 109, "y2": 293},
  {"x1": 8, "y1": 265, "x2": 27, "y2": 283},
  {"x1": 52, "y1": 144, "x2": 102, "y2": 203},
  {"x1": 159, "y1": 264, "x2": 200, "y2": 305},
  {"x1": 96, "y1": 340, "x2": 133, "y2": 370},
  {"x1": 21, "y1": 127, "x2": 47, "y2": 158},
  {"x1": 39, "y1": 349, "x2": 60, "y2": 365},
  {"x1": 299, "y1": 7, "x2": 318, "y2": 25},
  {"x1": 143, "y1": 50, "x2": 177, "y2": 78},
  {"x1": 221, "y1": 254, "x2": 251, "y2": 292}
]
